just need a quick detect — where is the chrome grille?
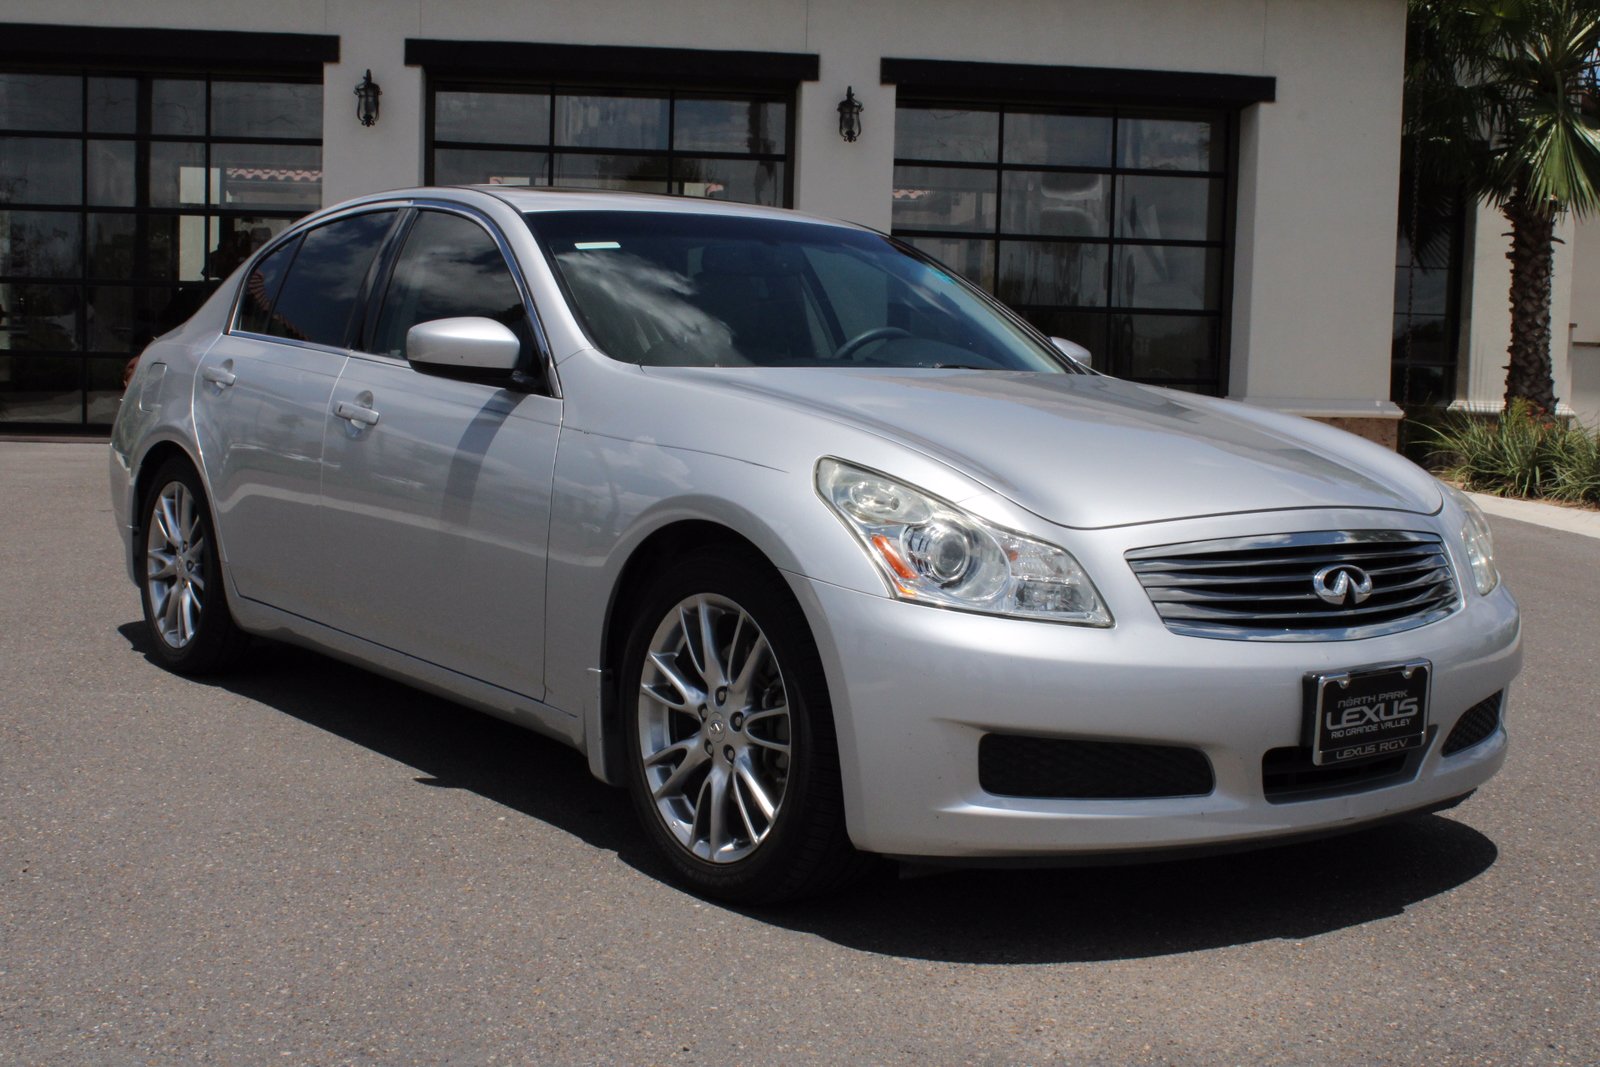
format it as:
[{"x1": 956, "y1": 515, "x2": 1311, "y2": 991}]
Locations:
[{"x1": 1126, "y1": 531, "x2": 1460, "y2": 641}]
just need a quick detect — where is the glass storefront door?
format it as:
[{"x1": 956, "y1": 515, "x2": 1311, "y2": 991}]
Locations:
[
  {"x1": 428, "y1": 84, "x2": 791, "y2": 207},
  {"x1": 892, "y1": 101, "x2": 1233, "y2": 394},
  {"x1": 0, "y1": 71, "x2": 322, "y2": 430}
]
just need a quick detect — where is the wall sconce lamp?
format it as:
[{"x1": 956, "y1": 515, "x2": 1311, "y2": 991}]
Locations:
[
  {"x1": 355, "y1": 69, "x2": 382, "y2": 127},
  {"x1": 837, "y1": 86, "x2": 863, "y2": 142}
]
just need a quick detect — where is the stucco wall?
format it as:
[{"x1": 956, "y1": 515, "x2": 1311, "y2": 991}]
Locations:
[
  {"x1": 1571, "y1": 345, "x2": 1600, "y2": 428},
  {"x1": 3, "y1": 0, "x2": 1410, "y2": 421},
  {"x1": 1229, "y1": 0, "x2": 1407, "y2": 423},
  {"x1": 1565, "y1": 218, "x2": 1600, "y2": 427}
]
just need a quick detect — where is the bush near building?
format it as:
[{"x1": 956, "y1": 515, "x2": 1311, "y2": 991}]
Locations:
[{"x1": 1424, "y1": 400, "x2": 1600, "y2": 506}]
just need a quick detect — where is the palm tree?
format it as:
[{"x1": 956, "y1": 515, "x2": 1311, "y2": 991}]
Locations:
[{"x1": 1404, "y1": 0, "x2": 1600, "y2": 413}]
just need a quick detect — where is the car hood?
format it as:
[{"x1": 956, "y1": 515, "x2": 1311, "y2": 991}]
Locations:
[{"x1": 646, "y1": 367, "x2": 1442, "y2": 529}]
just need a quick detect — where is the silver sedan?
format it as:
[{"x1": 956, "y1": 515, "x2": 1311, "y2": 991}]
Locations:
[{"x1": 110, "y1": 188, "x2": 1521, "y2": 902}]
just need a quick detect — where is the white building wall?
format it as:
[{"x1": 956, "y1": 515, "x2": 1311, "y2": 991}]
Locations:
[
  {"x1": 1564, "y1": 218, "x2": 1600, "y2": 428},
  {"x1": 1229, "y1": 0, "x2": 1407, "y2": 425},
  {"x1": 3, "y1": 0, "x2": 1411, "y2": 426}
]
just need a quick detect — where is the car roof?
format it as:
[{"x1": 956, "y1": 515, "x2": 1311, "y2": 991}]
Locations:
[{"x1": 329, "y1": 185, "x2": 867, "y2": 231}]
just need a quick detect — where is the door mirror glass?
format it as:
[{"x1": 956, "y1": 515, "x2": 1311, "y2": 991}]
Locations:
[{"x1": 406, "y1": 316, "x2": 521, "y2": 372}]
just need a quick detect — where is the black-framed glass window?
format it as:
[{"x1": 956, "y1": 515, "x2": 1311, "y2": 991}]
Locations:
[
  {"x1": 427, "y1": 84, "x2": 791, "y2": 207},
  {"x1": 891, "y1": 101, "x2": 1233, "y2": 394},
  {"x1": 0, "y1": 70, "x2": 322, "y2": 430},
  {"x1": 1392, "y1": 178, "x2": 1466, "y2": 410}
]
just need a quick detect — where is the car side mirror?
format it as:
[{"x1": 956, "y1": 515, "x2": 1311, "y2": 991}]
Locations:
[
  {"x1": 406, "y1": 317, "x2": 521, "y2": 373},
  {"x1": 1049, "y1": 336, "x2": 1095, "y2": 370}
]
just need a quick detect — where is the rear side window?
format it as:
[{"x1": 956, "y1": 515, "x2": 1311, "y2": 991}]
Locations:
[
  {"x1": 266, "y1": 211, "x2": 396, "y2": 347},
  {"x1": 234, "y1": 237, "x2": 298, "y2": 335},
  {"x1": 370, "y1": 210, "x2": 529, "y2": 360}
]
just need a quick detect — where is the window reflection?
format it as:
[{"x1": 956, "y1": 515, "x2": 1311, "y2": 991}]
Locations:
[
  {"x1": 557, "y1": 95, "x2": 669, "y2": 150},
  {"x1": 1, "y1": 212, "x2": 81, "y2": 277},
  {"x1": 1002, "y1": 171, "x2": 1109, "y2": 238},
  {"x1": 891, "y1": 102, "x2": 1229, "y2": 393},
  {"x1": 0, "y1": 137, "x2": 82, "y2": 204},
  {"x1": 87, "y1": 77, "x2": 136, "y2": 134},
  {"x1": 429, "y1": 85, "x2": 790, "y2": 208},
  {"x1": 893, "y1": 108, "x2": 998, "y2": 163},
  {"x1": 211, "y1": 81, "x2": 322, "y2": 139},
  {"x1": 0, "y1": 74, "x2": 81, "y2": 131},
  {"x1": 152, "y1": 79, "x2": 206, "y2": 136},
  {"x1": 0, "y1": 73, "x2": 323, "y2": 427},
  {"x1": 372, "y1": 211, "x2": 527, "y2": 359},
  {"x1": 1118, "y1": 117, "x2": 1217, "y2": 171},
  {"x1": 674, "y1": 98, "x2": 785, "y2": 155},
  {"x1": 436, "y1": 91, "x2": 550, "y2": 145},
  {"x1": 267, "y1": 212, "x2": 394, "y2": 346},
  {"x1": 88, "y1": 140, "x2": 137, "y2": 207},
  {"x1": 434, "y1": 148, "x2": 550, "y2": 187},
  {"x1": 997, "y1": 241, "x2": 1108, "y2": 307},
  {"x1": 892, "y1": 166, "x2": 996, "y2": 232},
  {"x1": 554, "y1": 154, "x2": 669, "y2": 194},
  {"x1": 1003, "y1": 112, "x2": 1111, "y2": 167}
]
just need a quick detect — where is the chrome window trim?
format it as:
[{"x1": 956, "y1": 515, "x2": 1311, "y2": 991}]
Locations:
[
  {"x1": 380, "y1": 197, "x2": 562, "y2": 398},
  {"x1": 225, "y1": 203, "x2": 406, "y2": 342},
  {"x1": 224, "y1": 196, "x2": 563, "y2": 398}
]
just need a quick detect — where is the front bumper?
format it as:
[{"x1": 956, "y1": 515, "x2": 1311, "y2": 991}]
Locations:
[{"x1": 792, "y1": 510, "x2": 1521, "y2": 860}]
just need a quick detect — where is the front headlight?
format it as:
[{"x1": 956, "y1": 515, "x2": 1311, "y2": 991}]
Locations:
[
  {"x1": 1443, "y1": 482, "x2": 1499, "y2": 595},
  {"x1": 816, "y1": 458, "x2": 1112, "y2": 626}
]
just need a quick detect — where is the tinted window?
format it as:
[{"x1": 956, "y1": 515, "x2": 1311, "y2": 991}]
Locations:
[
  {"x1": 234, "y1": 237, "x2": 299, "y2": 334},
  {"x1": 371, "y1": 211, "x2": 528, "y2": 360},
  {"x1": 268, "y1": 212, "x2": 395, "y2": 346}
]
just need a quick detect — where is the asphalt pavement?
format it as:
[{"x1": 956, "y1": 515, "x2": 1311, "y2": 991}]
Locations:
[{"x1": 1, "y1": 441, "x2": 1596, "y2": 1065}]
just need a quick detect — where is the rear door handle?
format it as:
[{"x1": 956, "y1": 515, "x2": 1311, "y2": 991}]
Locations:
[
  {"x1": 334, "y1": 398, "x2": 380, "y2": 427},
  {"x1": 201, "y1": 362, "x2": 236, "y2": 387}
]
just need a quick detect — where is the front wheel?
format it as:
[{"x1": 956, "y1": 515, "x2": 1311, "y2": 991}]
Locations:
[
  {"x1": 621, "y1": 551, "x2": 865, "y2": 902},
  {"x1": 138, "y1": 458, "x2": 248, "y2": 674}
]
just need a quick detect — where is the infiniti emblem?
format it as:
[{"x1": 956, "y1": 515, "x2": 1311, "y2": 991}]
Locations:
[{"x1": 1312, "y1": 564, "x2": 1374, "y2": 607}]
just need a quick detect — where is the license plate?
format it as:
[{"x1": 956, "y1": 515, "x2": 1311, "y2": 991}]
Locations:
[{"x1": 1306, "y1": 661, "x2": 1430, "y2": 766}]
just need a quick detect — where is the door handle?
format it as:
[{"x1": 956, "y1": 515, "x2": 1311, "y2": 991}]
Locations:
[
  {"x1": 201, "y1": 362, "x2": 236, "y2": 387},
  {"x1": 334, "y1": 398, "x2": 380, "y2": 427}
]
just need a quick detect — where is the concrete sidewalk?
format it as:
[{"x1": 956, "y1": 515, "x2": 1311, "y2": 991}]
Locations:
[{"x1": 1467, "y1": 490, "x2": 1600, "y2": 541}]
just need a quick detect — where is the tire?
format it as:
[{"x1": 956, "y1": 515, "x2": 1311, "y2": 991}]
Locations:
[
  {"x1": 137, "y1": 457, "x2": 249, "y2": 674},
  {"x1": 621, "y1": 549, "x2": 867, "y2": 903}
]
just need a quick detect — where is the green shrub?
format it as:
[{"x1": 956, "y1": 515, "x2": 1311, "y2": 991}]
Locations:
[{"x1": 1422, "y1": 400, "x2": 1600, "y2": 507}]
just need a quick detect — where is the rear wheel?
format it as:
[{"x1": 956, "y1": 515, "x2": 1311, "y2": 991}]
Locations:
[
  {"x1": 138, "y1": 458, "x2": 248, "y2": 674},
  {"x1": 622, "y1": 551, "x2": 864, "y2": 902}
]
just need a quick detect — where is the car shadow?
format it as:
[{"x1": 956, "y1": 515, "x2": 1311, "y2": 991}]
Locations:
[
  {"x1": 117, "y1": 621, "x2": 652, "y2": 869},
  {"x1": 119, "y1": 623, "x2": 1500, "y2": 965},
  {"x1": 757, "y1": 814, "x2": 1496, "y2": 962}
]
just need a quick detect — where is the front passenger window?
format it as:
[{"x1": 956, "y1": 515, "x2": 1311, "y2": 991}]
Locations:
[{"x1": 371, "y1": 211, "x2": 530, "y2": 361}]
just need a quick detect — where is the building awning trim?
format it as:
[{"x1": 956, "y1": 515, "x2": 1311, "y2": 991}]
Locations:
[
  {"x1": 406, "y1": 39, "x2": 819, "y2": 89},
  {"x1": 0, "y1": 22, "x2": 339, "y2": 70},
  {"x1": 881, "y1": 57, "x2": 1275, "y2": 107}
]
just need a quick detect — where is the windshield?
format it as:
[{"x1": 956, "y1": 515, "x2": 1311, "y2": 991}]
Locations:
[{"x1": 526, "y1": 211, "x2": 1072, "y2": 372}]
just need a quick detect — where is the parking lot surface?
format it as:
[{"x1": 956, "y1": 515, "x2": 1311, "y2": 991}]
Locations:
[{"x1": 2, "y1": 441, "x2": 1596, "y2": 1065}]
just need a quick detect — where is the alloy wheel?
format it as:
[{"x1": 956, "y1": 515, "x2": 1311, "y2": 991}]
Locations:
[
  {"x1": 636, "y1": 593, "x2": 793, "y2": 864},
  {"x1": 145, "y1": 480, "x2": 207, "y2": 649}
]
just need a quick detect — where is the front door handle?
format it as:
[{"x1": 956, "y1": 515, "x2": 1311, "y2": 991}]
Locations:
[
  {"x1": 201, "y1": 362, "x2": 236, "y2": 387},
  {"x1": 334, "y1": 396, "x2": 380, "y2": 427}
]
